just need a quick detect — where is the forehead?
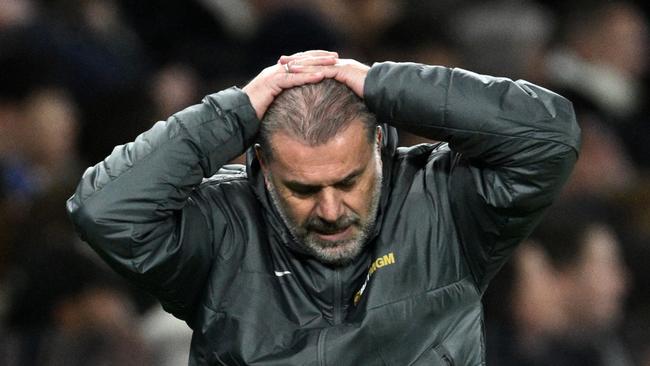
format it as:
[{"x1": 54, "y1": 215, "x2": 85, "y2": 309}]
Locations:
[{"x1": 268, "y1": 121, "x2": 374, "y2": 184}]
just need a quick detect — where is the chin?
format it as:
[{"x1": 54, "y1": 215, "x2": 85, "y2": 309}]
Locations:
[{"x1": 310, "y1": 239, "x2": 363, "y2": 267}]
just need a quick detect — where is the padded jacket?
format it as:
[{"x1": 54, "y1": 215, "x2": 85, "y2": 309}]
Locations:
[{"x1": 67, "y1": 62, "x2": 580, "y2": 365}]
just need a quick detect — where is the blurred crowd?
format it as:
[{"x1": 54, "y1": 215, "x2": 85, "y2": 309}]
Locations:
[{"x1": 0, "y1": 0, "x2": 648, "y2": 365}]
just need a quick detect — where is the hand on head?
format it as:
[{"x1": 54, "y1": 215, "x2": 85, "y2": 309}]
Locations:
[
  {"x1": 243, "y1": 50, "x2": 370, "y2": 120},
  {"x1": 280, "y1": 53, "x2": 370, "y2": 98}
]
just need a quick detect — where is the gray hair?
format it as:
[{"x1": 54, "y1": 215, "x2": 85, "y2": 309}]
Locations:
[{"x1": 258, "y1": 79, "x2": 377, "y2": 160}]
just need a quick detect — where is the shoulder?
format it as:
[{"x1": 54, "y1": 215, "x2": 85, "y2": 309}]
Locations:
[
  {"x1": 202, "y1": 164, "x2": 248, "y2": 185},
  {"x1": 392, "y1": 142, "x2": 456, "y2": 171},
  {"x1": 387, "y1": 142, "x2": 460, "y2": 202},
  {"x1": 192, "y1": 164, "x2": 256, "y2": 208}
]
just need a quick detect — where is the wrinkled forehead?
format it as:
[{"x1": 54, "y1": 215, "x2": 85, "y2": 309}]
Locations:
[{"x1": 268, "y1": 122, "x2": 376, "y2": 184}]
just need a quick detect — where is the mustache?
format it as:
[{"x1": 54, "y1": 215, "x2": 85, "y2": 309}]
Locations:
[{"x1": 305, "y1": 214, "x2": 359, "y2": 235}]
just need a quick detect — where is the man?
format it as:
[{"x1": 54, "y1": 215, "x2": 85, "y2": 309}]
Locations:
[{"x1": 67, "y1": 50, "x2": 579, "y2": 365}]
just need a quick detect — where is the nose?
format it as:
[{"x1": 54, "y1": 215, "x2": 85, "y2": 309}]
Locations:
[{"x1": 314, "y1": 187, "x2": 344, "y2": 223}]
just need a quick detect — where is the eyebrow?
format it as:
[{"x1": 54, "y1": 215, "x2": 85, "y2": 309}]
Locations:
[{"x1": 283, "y1": 168, "x2": 365, "y2": 192}]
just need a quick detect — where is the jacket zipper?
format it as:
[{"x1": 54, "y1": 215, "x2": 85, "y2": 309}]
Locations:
[
  {"x1": 333, "y1": 269, "x2": 343, "y2": 325},
  {"x1": 317, "y1": 328, "x2": 329, "y2": 366},
  {"x1": 319, "y1": 270, "x2": 342, "y2": 366}
]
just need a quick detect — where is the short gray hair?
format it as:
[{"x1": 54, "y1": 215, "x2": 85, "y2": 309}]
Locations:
[{"x1": 258, "y1": 79, "x2": 377, "y2": 160}]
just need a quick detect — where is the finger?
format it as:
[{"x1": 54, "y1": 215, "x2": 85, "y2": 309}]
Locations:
[
  {"x1": 282, "y1": 50, "x2": 338, "y2": 59},
  {"x1": 287, "y1": 58, "x2": 358, "y2": 73},
  {"x1": 286, "y1": 56, "x2": 338, "y2": 69},
  {"x1": 273, "y1": 72, "x2": 325, "y2": 90},
  {"x1": 284, "y1": 65, "x2": 347, "y2": 88},
  {"x1": 282, "y1": 61, "x2": 368, "y2": 98},
  {"x1": 284, "y1": 64, "x2": 339, "y2": 76},
  {"x1": 280, "y1": 54, "x2": 337, "y2": 66},
  {"x1": 279, "y1": 50, "x2": 338, "y2": 64},
  {"x1": 271, "y1": 60, "x2": 333, "y2": 77}
]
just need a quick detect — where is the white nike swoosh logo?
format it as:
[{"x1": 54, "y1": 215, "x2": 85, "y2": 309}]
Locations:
[{"x1": 274, "y1": 270, "x2": 292, "y2": 277}]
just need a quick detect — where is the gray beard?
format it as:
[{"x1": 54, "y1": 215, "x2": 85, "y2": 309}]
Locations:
[{"x1": 267, "y1": 158, "x2": 382, "y2": 267}]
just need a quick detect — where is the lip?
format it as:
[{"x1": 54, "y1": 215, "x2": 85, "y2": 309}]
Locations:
[{"x1": 315, "y1": 226, "x2": 353, "y2": 242}]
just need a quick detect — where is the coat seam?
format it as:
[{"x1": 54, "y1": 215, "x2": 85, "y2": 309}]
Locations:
[
  {"x1": 394, "y1": 121, "x2": 579, "y2": 156},
  {"x1": 366, "y1": 276, "x2": 471, "y2": 311}
]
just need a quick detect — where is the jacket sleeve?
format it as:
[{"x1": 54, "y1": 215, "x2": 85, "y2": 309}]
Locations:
[
  {"x1": 364, "y1": 62, "x2": 580, "y2": 293},
  {"x1": 66, "y1": 87, "x2": 259, "y2": 319}
]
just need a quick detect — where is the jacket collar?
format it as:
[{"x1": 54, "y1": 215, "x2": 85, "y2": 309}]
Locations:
[{"x1": 245, "y1": 124, "x2": 398, "y2": 256}]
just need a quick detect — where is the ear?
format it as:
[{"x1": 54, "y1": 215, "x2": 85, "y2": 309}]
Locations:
[
  {"x1": 375, "y1": 126, "x2": 383, "y2": 152},
  {"x1": 254, "y1": 143, "x2": 267, "y2": 170},
  {"x1": 254, "y1": 144, "x2": 272, "y2": 188}
]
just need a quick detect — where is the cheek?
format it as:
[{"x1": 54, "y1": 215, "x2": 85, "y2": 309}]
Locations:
[
  {"x1": 281, "y1": 194, "x2": 317, "y2": 225},
  {"x1": 291, "y1": 202, "x2": 314, "y2": 224},
  {"x1": 346, "y1": 182, "x2": 375, "y2": 215}
]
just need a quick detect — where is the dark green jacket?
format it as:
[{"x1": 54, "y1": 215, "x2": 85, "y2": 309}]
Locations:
[{"x1": 67, "y1": 62, "x2": 580, "y2": 365}]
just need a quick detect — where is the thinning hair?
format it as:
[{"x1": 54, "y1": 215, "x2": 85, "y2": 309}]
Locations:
[{"x1": 258, "y1": 79, "x2": 377, "y2": 160}]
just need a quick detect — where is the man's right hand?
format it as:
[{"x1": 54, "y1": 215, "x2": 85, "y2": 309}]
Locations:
[{"x1": 242, "y1": 50, "x2": 338, "y2": 120}]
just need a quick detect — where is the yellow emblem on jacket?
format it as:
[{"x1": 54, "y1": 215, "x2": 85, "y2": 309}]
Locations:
[{"x1": 354, "y1": 252, "x2": 396, "y2": 305}]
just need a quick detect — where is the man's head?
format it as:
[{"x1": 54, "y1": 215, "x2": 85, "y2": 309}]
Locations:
[{"x1": 255, "y1": 79, "x2": 381, "y2": 267}]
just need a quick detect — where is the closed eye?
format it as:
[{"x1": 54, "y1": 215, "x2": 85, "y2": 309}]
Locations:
[
  {"x1": 287, "y1": 184, "x2": 321, "y2": 196},
  {"x1": 334, "y1": 178, "x2": 357, "y2": 190},
  {"x1": 283, "y1": 167, "x2": 364, "y2": 196}
]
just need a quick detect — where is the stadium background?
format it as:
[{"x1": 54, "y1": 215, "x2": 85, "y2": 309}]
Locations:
[{"x1": 1, "y1": 0, "x2": 648, "y2": 364}]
